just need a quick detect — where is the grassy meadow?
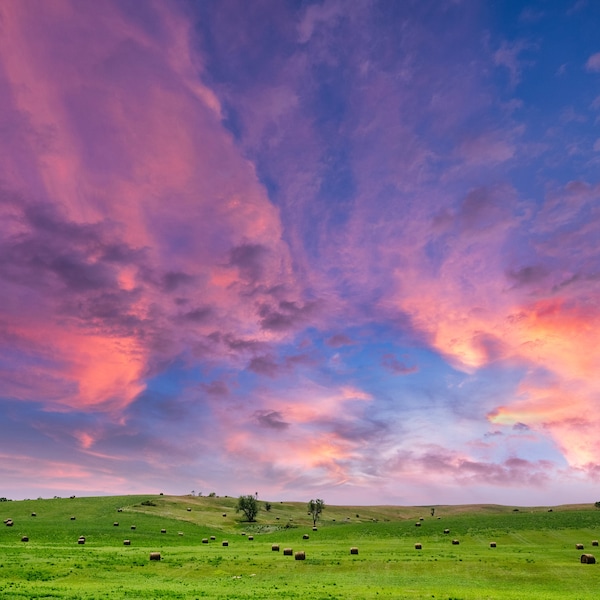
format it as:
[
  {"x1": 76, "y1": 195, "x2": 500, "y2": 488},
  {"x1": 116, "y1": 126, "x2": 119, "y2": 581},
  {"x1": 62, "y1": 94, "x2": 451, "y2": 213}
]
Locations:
[{"x1": 1, "y1": 494, "x2": 599, "y2": 599}]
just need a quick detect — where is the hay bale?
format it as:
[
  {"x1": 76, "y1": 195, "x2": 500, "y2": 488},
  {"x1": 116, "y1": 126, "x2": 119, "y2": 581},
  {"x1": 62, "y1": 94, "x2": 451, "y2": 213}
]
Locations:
[
  {"x1": 202, "y1": 538, "x2": 208, "y2": 544},
  {"x1": 117, "y1": 508, "x2": 123, "y2": 512},
  {"x1": 178, "y1": 532, "x2": 184, "y2": 536},
  {"x1": 452, "y1": 539, "x2": 460, "y2": 545},
  {"x1": 415, "y1": 543, "x2": 422, "y2": 549},
  {"x1": 70, "y1": 516, "x2": 76, "y2": 520},
  {"x1": 149, "y1": 552, "x2": 161, "y2": 561},
  {"x1": 283, "y1": 547, "x2": 293, "y2": 556},
  {"x1": 113, "y1": 522, "x2": 119, "y2": 527},
  {"x1": 350, "y1": 547, "x2": 359, "y2": 554},
  {"x1": 5, "y1": 520, "x2": 13, "y2": 527},
  {"x1": 490, "y1": 542, "x2": 497, "y2": 548},
  {"x1": 123, "y1": 539, "x2": 131, "y2": 545},
  {"x1": 415, "y1": 522, "x2": 421, "y2": 527},
  {"x1": 303, "y1": 534, "x2": 310, "y2": 539},
  {"x1": 210, "y1": 536, "x2": 216, "y2": 540},
  {"x1": 581, "y1": 554, "x2": 596, "y2": 564},
  {"x1": 222, "y1": 513, "x2": 227, "y2": 517},
  {"x1": 131, "y1": 525, "x2": 136, "y2": 530},
  {"x1": 31, "y1": 513, "x2": 36, "y2": 517},
  {"x1": 161, "y1": 529, "x2": 166, "y2": 534},
  {"x1": 419, "y1": 517, "x2": 424, "y2": 521},
  {"x1": 576, "y1": 544, "x2": 584, "y2": 550},
  {"x1": 312, "y1": 527, "x2": 318, "y2": 531},
  {"x1": 248, "y1": 535, "x2": 254, "y2": 541},
  {"x1": 444, "y1": 529, "x2": 450, "y2": 534},
  {"x1": 272, "y1": 544, "x2": 280, "y2": 551},
  {"x1": 295, "y1": 551, "x2": 306, "y2": 560},
  {"x1": 593, "y1": 540, "x2": 599, "y2": 547},
  {"x1": 187, "y1": 507, "x2": 191, "y2": 511},
  {"x1": 77, "y1": 538, "x2": 85, "y2": 545},
  {"x1": 222, "y1": 540, "x2": 229, "y2": 546},
  {"x1": 21, "y1": 536, "x2": 29, "y2": 542}
]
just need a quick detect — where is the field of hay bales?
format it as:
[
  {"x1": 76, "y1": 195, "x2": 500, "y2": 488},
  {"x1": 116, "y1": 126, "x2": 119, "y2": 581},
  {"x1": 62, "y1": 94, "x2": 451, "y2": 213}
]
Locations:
[{"x1": 1, "y1": 494, "x2": 600, "y2": 599}]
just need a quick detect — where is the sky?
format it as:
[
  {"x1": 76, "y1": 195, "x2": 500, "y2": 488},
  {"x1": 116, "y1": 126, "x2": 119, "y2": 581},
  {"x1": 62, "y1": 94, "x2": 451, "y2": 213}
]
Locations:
[{"x1": 1, "y1": 0, "x2": 600, "y2": 506}]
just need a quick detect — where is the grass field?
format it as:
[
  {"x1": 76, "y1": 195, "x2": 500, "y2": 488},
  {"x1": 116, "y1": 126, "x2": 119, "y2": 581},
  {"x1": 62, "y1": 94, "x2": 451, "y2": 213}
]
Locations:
[{"x1": 1, "y1": 494, "x2": 599, "y2": 599}]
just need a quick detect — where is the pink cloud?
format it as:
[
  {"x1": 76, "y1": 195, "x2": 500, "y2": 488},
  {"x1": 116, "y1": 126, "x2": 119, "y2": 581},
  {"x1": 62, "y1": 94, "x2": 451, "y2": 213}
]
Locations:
[
  {"x1": 0, "y1": 0, "x2": 302, "y2": 417},
  {"x1": 585, "y1": 52, "x2": 600, "y2": 72}
]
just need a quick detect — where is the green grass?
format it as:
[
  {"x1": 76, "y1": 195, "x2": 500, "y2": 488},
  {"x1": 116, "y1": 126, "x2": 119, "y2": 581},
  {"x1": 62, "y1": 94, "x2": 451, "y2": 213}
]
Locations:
[{"x1": 1, "y1": 495, "x2": 599, "y2": 598}]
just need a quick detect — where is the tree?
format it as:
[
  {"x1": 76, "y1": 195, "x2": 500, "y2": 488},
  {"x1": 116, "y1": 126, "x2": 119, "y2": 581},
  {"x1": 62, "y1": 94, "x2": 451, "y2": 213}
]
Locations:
[
  {"x1": 308, "y1": 498, "x2": 325, "y2": 527},
  {"x1": 265, "y1": 502, "x2": 272, "y2": 512},
  {"x1": 236, "y1": 495, "x2": 258, "y2": 522}
]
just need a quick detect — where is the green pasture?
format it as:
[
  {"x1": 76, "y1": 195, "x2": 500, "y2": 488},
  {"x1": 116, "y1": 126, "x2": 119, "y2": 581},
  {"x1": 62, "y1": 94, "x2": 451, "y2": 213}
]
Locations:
[{"x1": 1, "y1": 495, "x2": 599, "y2": 599}]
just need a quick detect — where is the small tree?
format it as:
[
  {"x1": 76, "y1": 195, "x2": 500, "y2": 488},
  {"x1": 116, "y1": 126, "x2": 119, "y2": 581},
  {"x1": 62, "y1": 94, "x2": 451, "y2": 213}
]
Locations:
[
  {"x1": 236, "y1": 495, "x2": 258, "y2": 522},
  {"x1": 308, "y1": 498, "x2": 325, "y2": 527},
  {"x1": 430, "y1": 507, "x2": 435, "y2": 517},
  {"x1": 265, "y1": 502, "x2": 272, "y2": 512}
]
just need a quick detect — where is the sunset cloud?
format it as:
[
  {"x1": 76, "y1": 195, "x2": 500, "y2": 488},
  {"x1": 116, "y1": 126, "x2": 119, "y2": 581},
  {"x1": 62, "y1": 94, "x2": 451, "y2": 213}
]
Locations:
[{"x1": 1, "y1": 0, "x2": 599, "y2": 506}]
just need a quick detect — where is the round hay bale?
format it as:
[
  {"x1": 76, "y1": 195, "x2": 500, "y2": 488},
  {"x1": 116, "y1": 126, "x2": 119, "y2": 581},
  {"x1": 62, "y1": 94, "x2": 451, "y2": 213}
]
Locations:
[
  {"x1": 71, "y1": 516, "x2": 76, "y2": 520},
  {"x1": 77, "y1": 538, "x2": 85, "y2": 544},
  {"x1": 419, "y1": 517, "x2": 424, "y2": 521},
  {"x1": 593, "y1": 540, "x2": 599, "y2": 547},
  {"x1": 222, "y1": 513, "x2": 227, "y2": 517},
  {"x1": 187, "y1": 507, "x2": 191, "y2": 511},
  {"x1": 283, "y1": 547, "x2": 293, "y2": 556},
  {"x1": 149, "y1": 552, "x2": 161, "y2": 561},
  {"x1": 178, "y1": 532, "x2": 183, "y2": 536},
  {"x1": 248, "y1": 535, "x2": 254, "y2": 541},
  {"x1": 576, "y1": 544, "x2": 584, "y2": 550},
  {"x1": 312, "y1": 527, "x2": 318, "y2": 531},
  {"x1": 131, "y1": 525, "x2": 136, "y2": 530},
  {"x1": 276, "y1": 517, "x2": 280, "y2": 520},
  {"x1": 295, "y1": 551, "x2": 306, "y2": 560},
  {"x1": 113, "y1": 522, "x2": 119, "y2": 527},
  {"x1": 581, "y1": 553, "x2": 596, "y2": 564},
  {"x1": 31, "y1": 512, "x2": 36, "y2": 517},
  {"x1": 222, "y1": 540, "x2": 229, "y2": 546},
  {"x1": 210, "y1": 536, "x2": 216, "y2": 540},
  {"x1": 444, "y1": 529, "x2": 450, "y2": 534},
  {"x1": 6, "y1": 521, "x2": 13, "y2": 527},
  {"x1": 117, "y1": 508, "x2": 123, "y2": 512},
  {"x1": 547, "y1": 508, "x2": 553, "y2": 512},
  {"x1": 350, "y1": 547, "x2": 359, "y2": 554},
  {"x1": 123, "y1": 539, "x2": 131, "y2": 545},
  {"x1": 452, "y1": 539, "x2": 460, "y2": 545},
  {"x1": 21, "y1": 536, "x2": 29, "y2": 542},
  {"x1": 161, "y1": 529, "x2": 166, "y2": 534},
  {"x1": 303, "y1": 534, "x2": 309, "y2": 539},
  {"x1": 272, "y1": 544, "x2": 280, "y2": 551},
  {"x1": 415, "y1": 543, "x2": 422, "y2": 550},
  {"x1": 202, "y1": 538, "x2": 208, "y2": 544},
  {"x1": 490, "y1": 542, "x2": 497, "y2": 548}
]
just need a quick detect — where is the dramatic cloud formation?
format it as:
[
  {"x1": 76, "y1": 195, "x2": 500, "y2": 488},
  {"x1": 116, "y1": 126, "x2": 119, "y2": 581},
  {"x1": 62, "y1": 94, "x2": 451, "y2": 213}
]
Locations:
[{"x1": 1, "y1": 0, "x2": 600, "y2": 506}]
